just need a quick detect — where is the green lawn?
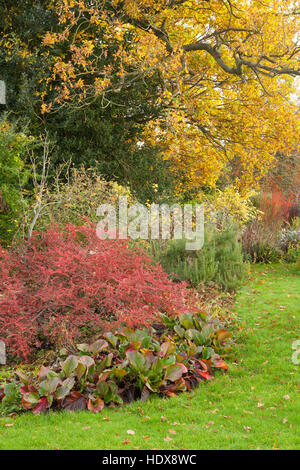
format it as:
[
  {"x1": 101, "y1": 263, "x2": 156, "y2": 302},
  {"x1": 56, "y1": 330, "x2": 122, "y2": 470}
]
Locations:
[{"x1": 0, "y1": 264, "x2": 299, "y2": 450}]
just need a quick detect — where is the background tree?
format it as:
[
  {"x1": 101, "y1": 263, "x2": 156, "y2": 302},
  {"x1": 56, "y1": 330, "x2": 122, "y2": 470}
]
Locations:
[{"x1": 0, "y1": 0, "x2": 174, "y2": 202}]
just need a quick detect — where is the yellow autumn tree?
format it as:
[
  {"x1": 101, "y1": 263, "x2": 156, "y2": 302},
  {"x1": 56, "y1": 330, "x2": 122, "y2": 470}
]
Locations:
[{"x1": 31, "y1": 1, "x2": 300, "y2": 193}]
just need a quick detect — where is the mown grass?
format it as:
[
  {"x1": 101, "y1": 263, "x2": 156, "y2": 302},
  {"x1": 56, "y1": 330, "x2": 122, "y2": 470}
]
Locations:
[{"x1": 0, "y1": 263, "x2": 299, "y2": 450}]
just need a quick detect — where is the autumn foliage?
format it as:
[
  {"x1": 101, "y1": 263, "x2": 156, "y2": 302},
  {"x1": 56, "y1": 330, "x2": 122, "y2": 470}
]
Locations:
[
  {"x1": 0, "y1": 225, "x2": 194, "y2": 359},
  {"x1": 1, "y1": 1, "x2": 299, "y2": 196},
  {"x1": 259, "y1": 190, "x2": 295, "y2": 228},
  {"x1": 38, "y1": 0, "x2": 299, "y2": 193}
]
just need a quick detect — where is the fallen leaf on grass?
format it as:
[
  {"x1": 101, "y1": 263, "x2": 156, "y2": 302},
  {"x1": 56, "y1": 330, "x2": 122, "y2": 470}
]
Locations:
[
  {"x1": 168, "y1": 429, "x2": 176, "y2": 435},
  {"x1": 127, "y1": 430, "x2": 135, "y2": 435},
  {"x1": 164, "y1": 436, "x2": 173, "y2": 442}
]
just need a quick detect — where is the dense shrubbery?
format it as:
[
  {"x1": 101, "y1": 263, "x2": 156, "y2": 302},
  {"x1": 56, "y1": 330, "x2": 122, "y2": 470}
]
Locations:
[
  {"x1": 258, "y1": 190, "x2": 295, "y2": 228},
  {"x1": 0, "y1": 120, "x2": 32, "y2": 246},
  {"x1": 0, "y1": 224, "x2": 196, "y2": 360},
  {"x1": 34, "y1": 167, "x2": 135, "y2": 231},
  {"x1": 241, "y1": 195, "x2": 300, "y2": 264},
  {"x1": 204, "y1": 186, "x2": 259, "y2": 226},
  {"x1": 0, "y1": 311, "x2": 231, "y2": 416},
  {"x1": 241, "y1": 219, "x2": 283, "y2": 263},
  {"x1": 149, "y1": 222, "x2": 246, "y2": 291}
]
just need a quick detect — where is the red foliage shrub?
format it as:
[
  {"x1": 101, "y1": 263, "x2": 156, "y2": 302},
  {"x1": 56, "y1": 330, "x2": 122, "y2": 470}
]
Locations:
[{"x1": 0, "y1": 225, "x2": 195, "y2": 360}]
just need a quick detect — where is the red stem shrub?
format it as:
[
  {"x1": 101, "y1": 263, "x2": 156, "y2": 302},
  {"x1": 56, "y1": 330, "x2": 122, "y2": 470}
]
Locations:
[
  {"x1": 259, "y1": 190, "x2": 294, "y2": 228},
  {"x1": 0, "y1": 225, "x2": 195, "y2": 360}
]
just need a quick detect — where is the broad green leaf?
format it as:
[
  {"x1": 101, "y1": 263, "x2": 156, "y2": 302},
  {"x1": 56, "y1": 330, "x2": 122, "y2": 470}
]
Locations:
[
  {"x1": 56, "y1": 377, "x2": 75, "y2": 400},
  {"x1": 39, "y1": 377, "x2": 61, "y2": 396},
  {"x1": 126, "y1": 349, "x2": 150, "y2": 372},
  {"x1": 62, "y1": 355, "x2": 78, "y2": 377},
  {"x1": 103, "y1": 332, "x2": 118, "y2": 348}
]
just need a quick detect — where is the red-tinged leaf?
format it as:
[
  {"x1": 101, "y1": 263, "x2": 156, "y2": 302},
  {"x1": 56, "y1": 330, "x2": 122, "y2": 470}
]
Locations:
[
  {"x1": 22, "y1": 392, "x2": 40, "y2": 410},
  {"x1": 174, "y1": 377, "x2": 187, "y2": 392},
  {"x1": 56, "y1": 377, "x2": 75, "y2": 400},
  {"x1": 97, "y1": 371, "x2": 110, "y2": 384},
  {"x1": 62, "y1": 391, "x2": 87, "y2": 411},
  {"x1": 213, "y1": 359, "x2": 229, "y2": 371},
  {"x1": 0, "y1": 388, "x2": 4, "y2": 401},
  {"x1": 124, "y1": 345, "x2": 134, "y2": 355},
  {"x1": 178, "y1": 363, "x2": 188, "y2": 374},
  {"x1": 196, "y1": 370, "x2": 212, "y2": 381},
  {"x1": 32, "y1": 397, "x2": 51, "y2": 415},
  {"x1": 37, "y1": 366, "x2": 51, "y2": 381},
  {"x1": 87, "y1": 397, "x2": 105, "y2": 413},
  {"x1": 19, "y1": 385, "x2": 38, "y2": 396},
  {"x1": 158, "y1": 341, "x2": 176, "y2": 357},
  {"x1": 197, "y1": 359, "x2": 208, "y2": 371}
]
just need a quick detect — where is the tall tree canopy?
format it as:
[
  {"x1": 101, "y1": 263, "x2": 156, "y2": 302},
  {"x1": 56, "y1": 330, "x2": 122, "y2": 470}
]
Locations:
[
  {"x1": 1, "y1": 0, "x2": 299, "y2": 195},
  {"x1": 0, "y1": 0, "x2": 173, "y2": 202}
]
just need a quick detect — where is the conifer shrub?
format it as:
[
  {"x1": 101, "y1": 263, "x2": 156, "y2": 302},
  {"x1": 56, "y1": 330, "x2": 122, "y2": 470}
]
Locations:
[{"x1": 149, "y1": 223, "x2": 246, "y2": 291}]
